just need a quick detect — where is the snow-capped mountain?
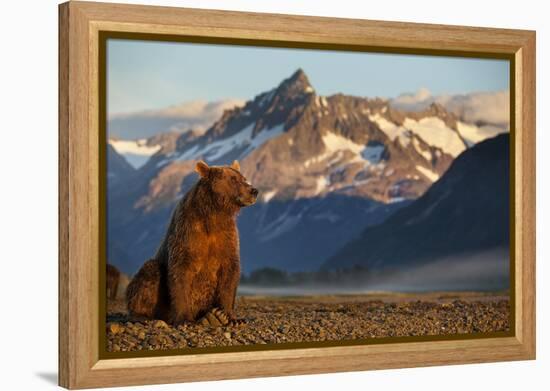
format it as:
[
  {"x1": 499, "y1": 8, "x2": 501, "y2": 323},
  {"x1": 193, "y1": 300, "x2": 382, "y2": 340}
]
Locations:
[
  {"x1": 108, "y1": 131, "x2": 184, "y2": 169},
  {"x1": 109, "y1": 139, "x2": 162, "y2": 169},
  {"x1": 323, "y1": 134, "x2": 510, "y2": 275},
  {"x1": 391, "y1": 88, "x2": 509, "y2": 132},
  {"x1": 107, "y1": 69, "x2": 509, "y2": 274},
  {"x1": 129, "y1": 70, "x2": 506, "y2": 204}
]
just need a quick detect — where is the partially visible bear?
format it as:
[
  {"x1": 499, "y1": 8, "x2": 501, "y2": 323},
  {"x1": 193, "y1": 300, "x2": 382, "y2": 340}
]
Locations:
[
  {"x1": 126, "y1": 160, "x2": 258, "y2": 326},
  {"x1": 106, "y1": 264, "x2": 120, "y2": 301}
]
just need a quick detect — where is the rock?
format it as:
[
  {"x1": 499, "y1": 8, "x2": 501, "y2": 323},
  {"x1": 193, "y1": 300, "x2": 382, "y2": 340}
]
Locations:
[
  {"x1": 153, "y1": 320, "x2": 169, "y2": 329},
  {"x1": 107, "y1": 322, "x2": 123, "y2": 335},
  {"x1": 148, "y1": 336, "x2": 160, "y2": 346},
  {"x1": 188, "y1": 336, "x2": 199, "y2": 347}
]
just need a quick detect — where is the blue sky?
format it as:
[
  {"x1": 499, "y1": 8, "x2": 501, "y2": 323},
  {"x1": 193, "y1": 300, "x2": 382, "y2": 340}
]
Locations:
[{"x1": 107, "y1": 39, "x2": 510, "y2": 115}]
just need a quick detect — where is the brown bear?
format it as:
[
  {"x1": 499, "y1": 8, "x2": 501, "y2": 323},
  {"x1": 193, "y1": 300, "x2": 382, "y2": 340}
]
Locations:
[
  {"x1": 126, "y1": 160, "x2": 258, "y2": 326},
  {"x1": 106, "y1": 263, "x2": 120, "y2": 301}
]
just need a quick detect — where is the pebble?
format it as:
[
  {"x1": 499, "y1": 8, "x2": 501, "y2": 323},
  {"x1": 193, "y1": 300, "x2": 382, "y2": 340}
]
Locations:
[
  {"x1": 106, "y1": 296, "x2": 510, "y2": 353},
  {"x1": 153, "y1": 320, "x2": 169, "y2": 329},
  {"x1": 148, "y1": 336, "x2": 160, "y2": 346},
  {"x1": 107, "y1": 322, "x2": 123, "y2": 335},
  {"x1": 277, "y1": 326, "x2": 287, "y2": 334}
]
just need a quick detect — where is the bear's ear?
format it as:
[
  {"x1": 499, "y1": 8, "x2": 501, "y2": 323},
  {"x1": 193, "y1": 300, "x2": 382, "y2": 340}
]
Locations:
[
  {"x1": 195, "y1": 160, "x2": 210, "y2": 178},
  {"x1": 231, "y1": 160, "x2": 240, "y2": 172}
]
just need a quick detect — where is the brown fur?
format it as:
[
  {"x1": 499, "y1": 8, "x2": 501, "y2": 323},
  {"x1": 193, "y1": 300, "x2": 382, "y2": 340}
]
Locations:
[
  {"x1": 125, "y1": 259, "x2": 170, "y2": 319},
  {"x1": 126, "y1": 160, "x2": 258, "y2": 325},
  {"x1": 106, "y1": 264, "x2": 120, "y2": 301}
]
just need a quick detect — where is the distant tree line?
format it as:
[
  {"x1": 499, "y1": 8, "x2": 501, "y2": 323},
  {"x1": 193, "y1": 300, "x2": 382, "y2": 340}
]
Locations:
[{"x1": 240, "y1": 265, "x2": 374, "y2": 287}]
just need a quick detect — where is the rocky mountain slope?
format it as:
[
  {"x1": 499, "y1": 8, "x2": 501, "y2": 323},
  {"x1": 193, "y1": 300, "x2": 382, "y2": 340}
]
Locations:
[
  {"x1": 107, "y1": 69, "x2": 508, "y2": 275},
  {"x1": 142, "y1": 69, "x2": 463, "y2": 205}
]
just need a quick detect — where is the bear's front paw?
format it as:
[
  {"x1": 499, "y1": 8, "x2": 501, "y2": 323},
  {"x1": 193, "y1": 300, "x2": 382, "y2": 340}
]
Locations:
[
  {"x1": 199, "y1": 307, "x2": 230, "y2": 327},
  {"x1": 198, "y1": 307, "x2": 246, "y2": 327}
]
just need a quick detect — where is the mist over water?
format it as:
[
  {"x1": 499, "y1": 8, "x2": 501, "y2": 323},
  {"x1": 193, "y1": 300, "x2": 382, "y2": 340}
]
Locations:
[
  {"x1": 366, "y1": 248, "x2": 509, "y2": 292},
  {"x1": 238, "y1": 247, "x2": 509, "y2": 296}
]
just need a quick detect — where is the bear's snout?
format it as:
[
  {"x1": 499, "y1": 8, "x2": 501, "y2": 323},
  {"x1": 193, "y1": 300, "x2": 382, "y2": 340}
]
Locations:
[{"x1": 236, "y1": 186, "x2": 258, "y2": 207}]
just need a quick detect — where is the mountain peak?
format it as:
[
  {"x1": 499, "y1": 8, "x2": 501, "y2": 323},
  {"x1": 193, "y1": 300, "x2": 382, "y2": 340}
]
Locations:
[
  {"x1": 289, "y1": 68, "x2": 309, "y2": 83},
  {"x1": 276, "y1": 68, "x2": 314, "y2": 97},
  {"x1": 427, "y1": 102, "x2": 448, "y2": 115}
]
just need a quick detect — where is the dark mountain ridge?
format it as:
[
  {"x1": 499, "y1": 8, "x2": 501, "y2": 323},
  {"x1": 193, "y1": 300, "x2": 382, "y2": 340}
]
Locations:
[{"x1": 324, "y1": 133, "x2": 510, "y2": 271}]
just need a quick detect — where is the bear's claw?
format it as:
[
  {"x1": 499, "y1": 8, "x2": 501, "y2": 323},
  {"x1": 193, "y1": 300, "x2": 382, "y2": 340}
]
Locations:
[
  {"x1": 228, "y1": 318, "x2": 246, "y2": 327},
  {"x1": 199, "y1": 307, "x2": 246, "y2": 327}
]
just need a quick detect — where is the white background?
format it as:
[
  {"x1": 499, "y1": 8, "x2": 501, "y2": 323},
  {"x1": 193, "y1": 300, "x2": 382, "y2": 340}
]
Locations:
[{"x1": 0, "y1": 0, "x2": 546, "y2": 389}]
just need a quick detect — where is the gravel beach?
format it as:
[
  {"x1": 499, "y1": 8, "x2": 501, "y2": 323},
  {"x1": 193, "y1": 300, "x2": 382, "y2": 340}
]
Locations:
[{"x1": 106, "y1": 293, "x2": 510, "y2": 352}]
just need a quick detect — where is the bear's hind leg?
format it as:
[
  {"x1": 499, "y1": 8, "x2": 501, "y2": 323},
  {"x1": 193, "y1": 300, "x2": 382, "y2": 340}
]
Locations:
[{"x1": 126, "y1": 259, "x2": 162, "y2": 320}]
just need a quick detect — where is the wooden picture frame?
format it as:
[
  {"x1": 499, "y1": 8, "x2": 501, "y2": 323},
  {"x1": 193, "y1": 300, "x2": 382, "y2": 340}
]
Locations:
[{"x1": 59, "y1": 1, "x2": 536, "y2": 388}]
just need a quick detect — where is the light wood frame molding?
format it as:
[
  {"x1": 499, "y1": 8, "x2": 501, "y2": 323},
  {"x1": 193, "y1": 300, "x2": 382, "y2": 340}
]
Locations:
[{"x1": 58, "y1": 1, "x2": 536, "y2": 388}]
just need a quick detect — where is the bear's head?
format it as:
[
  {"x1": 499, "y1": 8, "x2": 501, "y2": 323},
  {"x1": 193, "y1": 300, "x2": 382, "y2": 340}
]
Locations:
[{"x1": 195, "y1": 160, "x2": 259, "y2": 208}]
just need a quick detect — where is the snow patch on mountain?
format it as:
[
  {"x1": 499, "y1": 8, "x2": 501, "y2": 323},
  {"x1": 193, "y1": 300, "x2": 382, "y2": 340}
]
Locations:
[
  {"x1": 242, "y1": 123, "x2": 285, "y2": 156},
  {"x1": 403, "y1": 117, "x2": 466, "y2": 157},
  {"x1": 323, "y1": 132, "x2": 365, "y2": 156},
  {"x1": 416, "y1": 165, "x2": 440, "y2": 182},
  {"x1": 369, "y1": 113, "x2": 407, "y2": 141},
  {"x1": 263, "y1": 190, "x2": 277, "y2": 202},
  {"x1": 304, "y1": 132, "x2": 390, "y2": 172},
  {"x1": 389, "y1": 196, "x2": 407, "y2": 204},
  {"x1": 176, "y1": 145, "x2": 199, "y2": 162},
  {"x1": 412, "y1": 137, "x2": 432, "y2": 161},
  {"x1": 175, "y1": 122, "x2": 285, "y2": 162},
  {"x1": 398, "y1": 131, "x2": 412, "y2": 147},
  {"x1": 207, "y1": 123, "x2": 255, "y2": 160},
  {"x1": 304, "y1": 132, "x2": 364, "y2": 168},
  {"x1": 109, "y1": 139, "x2": 161, "y2": 169},
  {"x1": 315, "y1": 176, "x2": 329, "y2": 195},
  {"x1": 456, "y1": 121, "x2": 507, "y2": 146}
]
